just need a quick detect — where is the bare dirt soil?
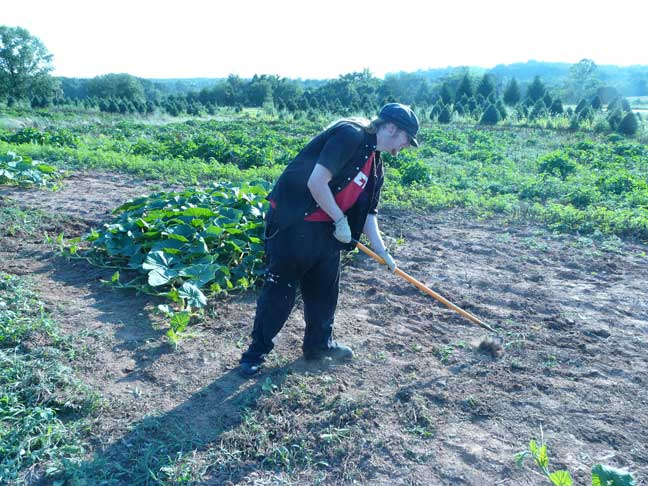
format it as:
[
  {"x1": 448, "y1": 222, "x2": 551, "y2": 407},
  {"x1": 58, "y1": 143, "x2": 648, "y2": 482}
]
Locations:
[{"x1": 1, "y1": 172, "x2": 647, "y2": 485}]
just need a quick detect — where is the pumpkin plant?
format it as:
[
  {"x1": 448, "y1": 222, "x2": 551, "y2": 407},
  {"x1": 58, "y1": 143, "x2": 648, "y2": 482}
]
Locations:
[
  {"x1": 516, "y1": 437, "x2": 635, "y2": 486},
  {"x1": 69, "y1": 181, "x2": 269, "y2": 344},
  {"x1": 0, "y1": 151, "x2": 64, "y2": 189}
]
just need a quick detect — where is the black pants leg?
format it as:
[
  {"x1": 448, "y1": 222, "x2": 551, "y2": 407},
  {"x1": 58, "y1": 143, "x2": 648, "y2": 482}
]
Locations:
[
  {"x1": 240, "y1": 218, "x2": 341, "y2": 365},
  {"x1": 300, "y1": 249, "x2": 340, "y2": 357}
]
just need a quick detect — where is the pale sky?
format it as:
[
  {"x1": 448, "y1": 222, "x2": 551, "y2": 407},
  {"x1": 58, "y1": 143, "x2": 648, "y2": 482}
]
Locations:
[{"x1": 2, "y1": 0, "x2": 647, "y2": 79}]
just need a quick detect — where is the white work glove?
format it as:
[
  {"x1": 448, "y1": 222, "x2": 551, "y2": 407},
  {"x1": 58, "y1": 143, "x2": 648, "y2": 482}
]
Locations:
[
  {"x1": 333, "y1": 215, "x2": 352, "y2": 243},
  {"x1": 376, "y1": 249, "x2": 397, "y2": 272}
]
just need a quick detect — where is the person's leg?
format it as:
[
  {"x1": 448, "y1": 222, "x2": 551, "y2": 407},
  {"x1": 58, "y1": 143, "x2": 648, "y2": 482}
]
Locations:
[
  {"x1": 240, "y1": 264, "x2": 298, "y2": 364},
  {"x1": 240, "y1": 218, "x2": 310, "y2": 369},
  {"x1": 300, "y1": 247, "x2": 343, "y2": 358}
]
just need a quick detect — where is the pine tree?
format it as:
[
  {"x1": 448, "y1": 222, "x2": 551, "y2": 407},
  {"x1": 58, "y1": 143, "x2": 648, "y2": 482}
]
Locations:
[
  {"x1": 607, "y1": 110, "x2": 623, "y2": 130},
  {"x1": 430, "y1": 102, "x2": 443, "y2": 120},
  {"x1": 480, "y1": 104, "x2": 500, "y2": 125},
  {"x1": 108, "y1": 98, "x2": 119, "y2": 113},
  {"x1": 118, "y1": 99, "x2": 129, "y2": 114},
  {"x1": 549, "y1": 99, "x2": 564, "y2": 115},
  {"x1": 575, "y1": 99, "x2": 588, "y2": 115},
  {"x1": 525, "y1": 76, "x2": 546, "y2": 104},
  {"x1": 543, "y1": 93, "x2": 553, "y2": 109},
  {"x1": 496, "y1": 100, "x2": 507, "y2": 120},
  {"x1": 440, "y1": 83, "x2": 453, "y2": 105},
  {"x1": 607, "y1": 97, "x2": 622, "y2": 112},
  {"x1": 618, "y1": 112, "x2": 638, "y2": 136},
  {"x1": 578, "y1": 107, "x2": 592, "y2": 121},
  {"x1": 621, "y1": 98, "x2": 632, "y2": 112},
  {"x1": 591, "y1": 95, "x2": 602, "y2": 110},
  {"x1": 438, "y1": 105, "x2": 452, "y2": 124},
  {"x1": 503, "y1": 78, "x2": 521, "y2": 106},
  {"x1": 166, "y1": 102, "x2": 179, "y2": 117},
  {"x1": 529, "y1": 99, "x2": 547, "y2": 120},
  {"x1": 455, "y1": 74, "x2": 473, "y2": 101},
  {"x1": 476, "y1": 74, "x2": 495, "y2": 99},
  {"x1": 517, "y1": 104, "x2": 528, "y2": 119}
]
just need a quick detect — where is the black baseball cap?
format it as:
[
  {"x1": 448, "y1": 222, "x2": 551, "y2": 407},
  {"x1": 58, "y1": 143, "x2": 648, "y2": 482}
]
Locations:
[{"x1": 379, "y1": 103, "x2": 419, "y2": 147}]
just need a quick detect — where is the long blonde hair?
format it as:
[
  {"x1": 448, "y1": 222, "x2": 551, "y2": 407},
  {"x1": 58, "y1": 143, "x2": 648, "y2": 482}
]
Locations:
[{"x1": 326, "y1": 116, "x2": 386, "y2": 134}]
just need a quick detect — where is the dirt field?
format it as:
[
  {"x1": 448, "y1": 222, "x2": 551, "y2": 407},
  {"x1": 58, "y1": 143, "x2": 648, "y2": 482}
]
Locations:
[{"x1": 1, "y1": 172, "x2": 647, "y2": 485}]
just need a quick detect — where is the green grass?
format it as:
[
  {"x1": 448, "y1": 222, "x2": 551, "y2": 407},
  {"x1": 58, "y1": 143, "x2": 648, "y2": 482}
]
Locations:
[
  {"x1": 60, "y1": 368, "x2": 420, "y2": 485},
  {"x1": 0, "y1": 203, "x2": 53, "y2": 237},
  {"x1": 382, "y1": 126, "x2": 648, "y2": 239},
  {"x1": 0, "y1": 272, "x2": 101, "y2": 484},
  {"x1": 2, "y1": 111, "x2": 647, "y2": 240}
]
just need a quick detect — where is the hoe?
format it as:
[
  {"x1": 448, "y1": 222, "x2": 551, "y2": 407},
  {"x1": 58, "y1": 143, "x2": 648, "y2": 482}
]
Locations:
[{"x1": 356, "y1": 241, "x2": 504, "y2": 357}]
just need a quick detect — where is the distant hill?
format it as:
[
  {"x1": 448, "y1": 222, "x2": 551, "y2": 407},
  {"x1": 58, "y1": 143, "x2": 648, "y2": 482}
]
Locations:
[
  {"x1": 407, "y1": 61, "x2": 648, "y2": 96},
  {"x1": 55, "y1": 61, "x2": 648, "y2": 105}
]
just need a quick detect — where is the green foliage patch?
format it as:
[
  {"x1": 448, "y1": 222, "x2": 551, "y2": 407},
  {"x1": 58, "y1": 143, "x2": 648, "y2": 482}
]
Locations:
[
  {"x1": 0, "y1": 151, "x2": 64, "y2": 188},
  {"x1": 400, "y1": 126, "x2": 648, "y2": 239},
  {"x1": 516, "y1": 437, "x2": 635, "y2": 486},
  {"x1": 2, "y1": 114, "x2": 647, "y2": 240},
  {"x1": 0, "y1": 272, "x2": 99, "y2": 483},
  {"x1": 70, "y1": 181, "x2": 269, "y2": 344}
]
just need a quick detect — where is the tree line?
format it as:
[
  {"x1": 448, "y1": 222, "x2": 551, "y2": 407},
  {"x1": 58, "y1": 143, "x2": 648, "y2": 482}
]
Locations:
[{"x1": 1, "y1": 25, "x2": 644, "y2": 135}]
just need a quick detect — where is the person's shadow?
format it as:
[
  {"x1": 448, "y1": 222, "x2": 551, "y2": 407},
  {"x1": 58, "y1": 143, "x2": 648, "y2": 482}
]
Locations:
[{"x1": 68, "y1": 358, "x2": 333, "y2": 485}]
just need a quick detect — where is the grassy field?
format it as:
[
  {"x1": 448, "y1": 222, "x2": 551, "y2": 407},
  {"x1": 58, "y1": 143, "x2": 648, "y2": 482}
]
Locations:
[
  {"x1": 1, "y1": 108, "x2": 646, "y2": 484},
  {"x1": 2, "y1": 109, "x2": 648, "y2": 240},
  {"x1": 0, "y1": 269, "x2": 101, "y2": 483}
]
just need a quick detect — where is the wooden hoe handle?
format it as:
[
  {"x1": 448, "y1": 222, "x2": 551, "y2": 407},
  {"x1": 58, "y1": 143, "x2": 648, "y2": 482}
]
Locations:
[{"x1": 355, "y1": 241, "x2": 495, "y2": 333}]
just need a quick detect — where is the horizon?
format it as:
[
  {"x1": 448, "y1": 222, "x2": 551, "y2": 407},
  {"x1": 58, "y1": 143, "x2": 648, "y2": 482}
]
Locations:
[
  {"x1": 3, "y1": 0, "x2": 648, "y2": 80},
  {"x1": 56, "y1": 59, "x2": 648, "y2": 82}
]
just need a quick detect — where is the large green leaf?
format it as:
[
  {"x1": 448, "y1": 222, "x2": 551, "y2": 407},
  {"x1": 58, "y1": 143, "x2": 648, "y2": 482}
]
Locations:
[
  {"x1": 180, "y1": 264, "x2": 222, "y2": 287},
  {"x1": 178, "y1": 282, "x2": 207, "y2": 307},
  {"x1": 217, "y1": 207, "x2": 244, "y2": 223},
  {"x1": 166, "y1": 224, "x2": 196, "y2": 239},
  {"x1": 592, "y1": 464, "x2": 635, "y2": 486},
  {"x1": 181, "y1": 207, "x2": 216, "y2": 218},
  {"x1": 142, "y1": 251, "x2": 179, "y2": 272},
  {"x1": 151, "y1": 239, "x2": 186, "y2": 253},
  {"x1": 148, "y1": 267, "x2": 178, "y2": 287},
  {"x1": 202, "y1": 225, "x2": 224, "y2": 238},
  {"x1": 549, "y1": 470, "x2": 572, "y2": 486}
]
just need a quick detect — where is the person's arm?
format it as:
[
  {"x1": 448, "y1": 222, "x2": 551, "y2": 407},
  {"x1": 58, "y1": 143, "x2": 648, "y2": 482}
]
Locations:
[
  {"x1": 307, "y1": 163, "x2": 351, "y2": 243},
  {"x1": 307, "y1": 164, "x2": 344, "y2": 222},
  {"x1": 362, "y1": 214, "x2": 386, "y2": 252},
  {"x1": 363, "y1": 214, "x2": 396, "y2": 271}
]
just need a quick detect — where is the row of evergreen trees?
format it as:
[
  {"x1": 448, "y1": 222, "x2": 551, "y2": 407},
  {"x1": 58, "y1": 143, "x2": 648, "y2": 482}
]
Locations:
[
  {"x1": 7, "y1": 71, "x2": 642, "y2": 136},
  {"x1": 426, "y1": 74, "x2": 641, "y2": 135}
]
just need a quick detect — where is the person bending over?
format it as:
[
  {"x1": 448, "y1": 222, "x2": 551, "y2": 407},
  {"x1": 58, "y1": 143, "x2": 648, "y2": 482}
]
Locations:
[{"x1": 239, "y1": 103, "x2": 419, "y2": 376}]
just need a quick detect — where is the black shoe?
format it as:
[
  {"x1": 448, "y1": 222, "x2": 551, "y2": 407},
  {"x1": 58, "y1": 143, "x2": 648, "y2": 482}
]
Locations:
[
  {"x1": 304, "y1": 343, "x2": 354, "y2": 361},
  {"x1": 239, "y1": 362, "x2": 262, "y2": 377}
]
